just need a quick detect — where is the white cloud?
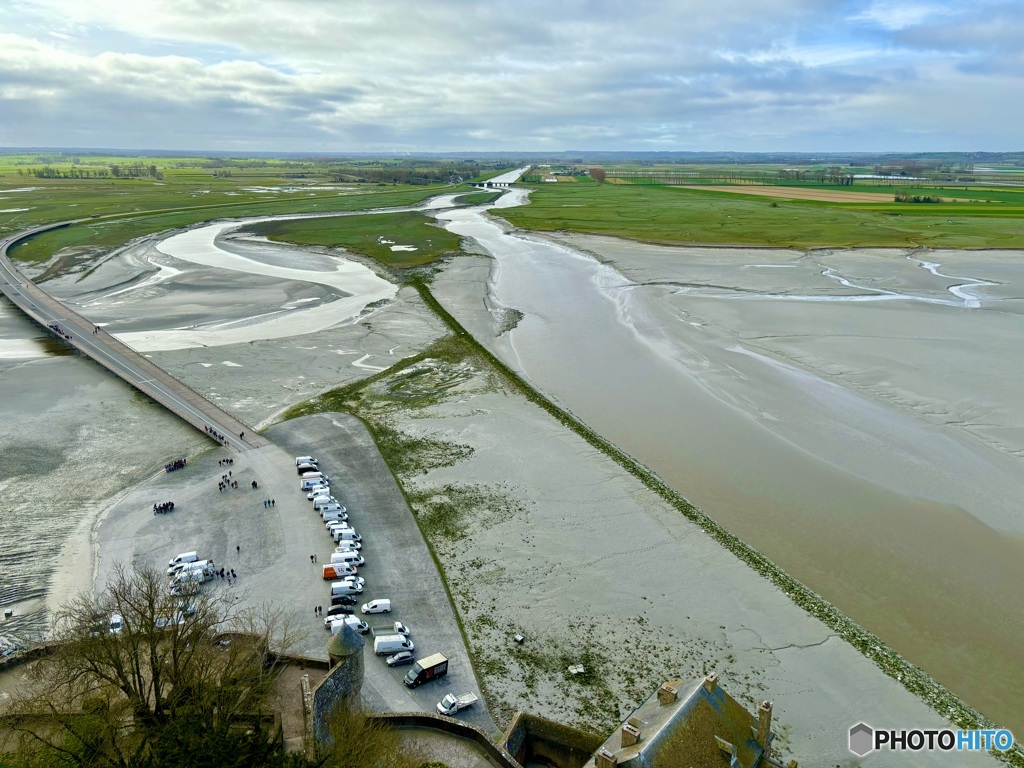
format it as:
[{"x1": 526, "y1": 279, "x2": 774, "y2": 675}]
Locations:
[
  {"x1": 848, "y1": 2, "x2": 952, "y2": 30},
  {"x1": 0, "y1": 0, "x2": 1019, "y2": 150}
]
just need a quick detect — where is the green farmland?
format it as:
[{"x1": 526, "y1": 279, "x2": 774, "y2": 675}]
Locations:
[{"x1": 498, "y1": 180, "x2": 1024, "y2": 249}]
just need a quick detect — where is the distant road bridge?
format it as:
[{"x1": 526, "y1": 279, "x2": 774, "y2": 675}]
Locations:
[{"x1": 0, "y1": 220, "x2": 268, "y2": 451}]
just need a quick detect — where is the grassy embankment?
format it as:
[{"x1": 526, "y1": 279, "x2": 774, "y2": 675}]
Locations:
[
  {"x1": 281, "y1": 272, "x2": 1021, "y2": 759},
  {"x1": 241, "y1": 212, "x2": 463, "y2": 269},
  {"x1": 498, "y1": 178, "x2": 1024, "y2": 249}
]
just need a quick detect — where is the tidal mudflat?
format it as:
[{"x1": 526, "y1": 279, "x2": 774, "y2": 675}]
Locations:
[
  {"x1": 430, "y1": 201, "x2": 1024, "y2": 735},
  {"x1": 331, "y1": 328, "x2": 999, "y2": 765},
  {"x1": 1, "y1": 215, "x2": 446, "y2": 640}
]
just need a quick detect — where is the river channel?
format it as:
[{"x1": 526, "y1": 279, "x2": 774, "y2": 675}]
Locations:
[{"x1": 436, "y1": 190, "x2": 1024, "y2": 731}]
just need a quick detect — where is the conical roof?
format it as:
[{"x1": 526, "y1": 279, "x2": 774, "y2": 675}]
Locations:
[{"x1": 327, "y1": 621, "x2": 365, "y2": 658}]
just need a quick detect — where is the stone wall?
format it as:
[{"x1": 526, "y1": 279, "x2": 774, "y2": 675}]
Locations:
[
  {"x1": 311, "y1": 652, "x2": 364, "y2": 743},
  {"x1": 504, "y1": 711, "x2": 603, "y2": 768}
]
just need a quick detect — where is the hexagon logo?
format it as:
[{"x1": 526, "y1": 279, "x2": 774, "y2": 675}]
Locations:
[{"x1": 849, "y1": 722, "x2": 874, "y2": 757}]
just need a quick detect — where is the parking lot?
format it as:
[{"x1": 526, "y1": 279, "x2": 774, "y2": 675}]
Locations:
[{"x1": 93, "y1": 412, "x2": 495, "y2": 734}]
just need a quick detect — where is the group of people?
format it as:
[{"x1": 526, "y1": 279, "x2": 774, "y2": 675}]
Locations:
[
  {"x1": 164, "y1": 458, "x2": 187, "y2": 473},
  {"x1": 204, "y1": 425, "x2": 230, "y2": 447},
  {"x1": 47, "y1": 323, "x2": 72, "y2": 341},
  {"x1": 153, "y1": 501, "x2": 175, "y2": 514},
  {"x1": 219, "y1": 477, "x2": 239, "y2": 491},
  {"x1": 262, "y1": 499, "x2": 276, "y2": 508},
  {"x1": 215, "y1": 566, "x2": 237, "y2": 585},
  {"x1": 218, "y1": 458, "x2": 234, "y2": 466},
  {"x1": 313, "y1": 605, "x2": 325, "y2": 616}
]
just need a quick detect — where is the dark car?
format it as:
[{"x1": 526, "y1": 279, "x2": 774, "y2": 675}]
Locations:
[
  {"x1": 326, "y1": 605, "x2": 353, "y2": 617},
  {"x1": 330, "y1": 594, "x2": 357, "y2": 607},
  {"x1": 386, "y1": 651, "x2": 415, "y2": 668}
]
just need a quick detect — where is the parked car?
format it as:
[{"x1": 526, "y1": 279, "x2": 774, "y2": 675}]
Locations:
[
  {"x1": 393, "y1": 621, "x2": 410, "y2": 637},
  {"x1": 326, "y1": 604, "x2": 354, "y2": 617},
  {"x1": 361, "y1": 599, "x2": 391, "y2": 614},
  {"x1": 337, "y1": 576, "x2": 366, "y2": 588},
  {"x1": 330, "y1": 594, "x2": 357, "y2": 606},
  {"x1": 386, "y1": 651, "x2": 416, "y2": 667},
  {"x1": 336, "y1": 540, "x2": 362, "y2": 551},
  {"x1": 307, "y1": 486, "x2": 330, "y2": 500},
  {"x1": 295, "y1": 456, "x2": 318, "y2": 466}
]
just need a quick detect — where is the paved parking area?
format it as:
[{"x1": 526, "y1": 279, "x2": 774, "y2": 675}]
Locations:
[{"x1": 94, "y1": 412, "x2": 495, "y2": 735}]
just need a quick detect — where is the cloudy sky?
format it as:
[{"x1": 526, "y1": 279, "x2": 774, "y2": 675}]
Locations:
[{"x1": 0, "y1": 0, "x2": 1020, "y2": 152}]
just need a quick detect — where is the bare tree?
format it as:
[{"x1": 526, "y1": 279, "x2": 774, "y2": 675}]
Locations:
[
  {"x1": 0, "y1": 564, "x2": 302, "y2": 768},
  {"x1": 588, "y1": 167, "x2": 607, "y2": 184}
]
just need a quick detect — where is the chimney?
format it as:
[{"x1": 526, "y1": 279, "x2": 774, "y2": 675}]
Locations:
[
  {"x1": 757, "y1": 700, "x2": 773, "y2": 757},
  {"x1": 703, "y1": 673, "x2": 718, "y2": 693},
  {"x1": 657, "y1": 682, "x2": 678, "y2": 706},
  {"x1": 595, "y1": 747, "x2": 618, "y2": 768},
  {"x1": 621, "y1": 722, "x2": 641, "y2": 748}
]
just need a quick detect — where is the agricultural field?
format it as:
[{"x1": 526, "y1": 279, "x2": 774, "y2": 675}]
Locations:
[{"x1": 499, "y1": 178, "x2": 1024, "y2": 249}]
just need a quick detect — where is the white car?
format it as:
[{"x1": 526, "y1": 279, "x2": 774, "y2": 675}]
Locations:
[
  {"x1": 307, "y1": 487, "x2": 330, "y2": 500},
  {"x1": 393, "y1": 621, "x2": 410, "y2": 637},
  {"x1": 338, "y1": 576, "x2": 366, "y2": 588},
  {"x1": 109, "y1": 614, "x2": 124, "y2": 634},
  {"x1": 336, "y1": 541, "x2": 362, "y2": 551},
  {"x1": 361, "y1": 599, "x2": 391, "y2": 614}
]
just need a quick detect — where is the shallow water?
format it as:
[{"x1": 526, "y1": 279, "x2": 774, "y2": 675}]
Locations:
[{"x1": 436, "y1": 193, "x2": 1024, "y2": 731}]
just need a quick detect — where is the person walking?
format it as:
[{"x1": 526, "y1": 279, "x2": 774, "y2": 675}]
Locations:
[
  {"x1": 310, "y1": 554, "x2": 314, "y2": 563},
  {"x1": 236, "y1": 545, "x2": 240, "y2": 555},
  {"x1": 271, "y1": 499, "x2": 275, "y2": 507}
]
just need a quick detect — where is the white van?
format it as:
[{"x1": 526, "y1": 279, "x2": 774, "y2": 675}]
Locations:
[
  {"x1": 334, "y1": 529, "x2": 360, "y2": 543},
  {"x1": 167, "y1": 551, "x2": 198, "y2": 570},
  {"x1": 295, "y1": 456, "x2": 318, "y2": 466},
  {"x1": 332, "y1": 615, "x2": 368, "y2": 635},
  {"x1": 300, "y1": 477, "x2": 326, "y2": 491},
  {"x1": 331, "y1": 551, "x2": 364, "y2": 567},
  {"x1": 331, "y1": 581, "x2": 363, "y2": 596},
  {"x1": 321, "y1": 508, "x2": 346, "y2": 521},
  {"x1": 374, "y1": 634, "x2": 414, "y2": 656},
  {"x1": 313, "y1": 497, "x2": 342, "y2": 511},
  {"x1": 174, "y1": 559, "x2": 214, "y2": 576},
  {"x1": 297, "y1": 465, "x2": 321, "y2": 478}
]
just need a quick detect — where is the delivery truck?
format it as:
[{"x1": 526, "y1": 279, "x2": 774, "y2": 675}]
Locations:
[{"x1": 403, "y1": 653, "x2": 448, "y2": 688}]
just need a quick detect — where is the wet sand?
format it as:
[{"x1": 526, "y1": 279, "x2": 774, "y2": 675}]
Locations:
[
  {"x1": 430, "y1": 202, "x2": 1024, "y2": 734},
  {"x1": 1, "y1": 216, "x2": 447, "y2": 637},
  {"x1": 343, "y1": 325, "x2": 999, "y2": 765}
]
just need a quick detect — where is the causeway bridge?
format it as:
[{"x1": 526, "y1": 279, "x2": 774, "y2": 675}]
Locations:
[{"x1": 0, "y1": 220, "x2": 268, "y2": 451}]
